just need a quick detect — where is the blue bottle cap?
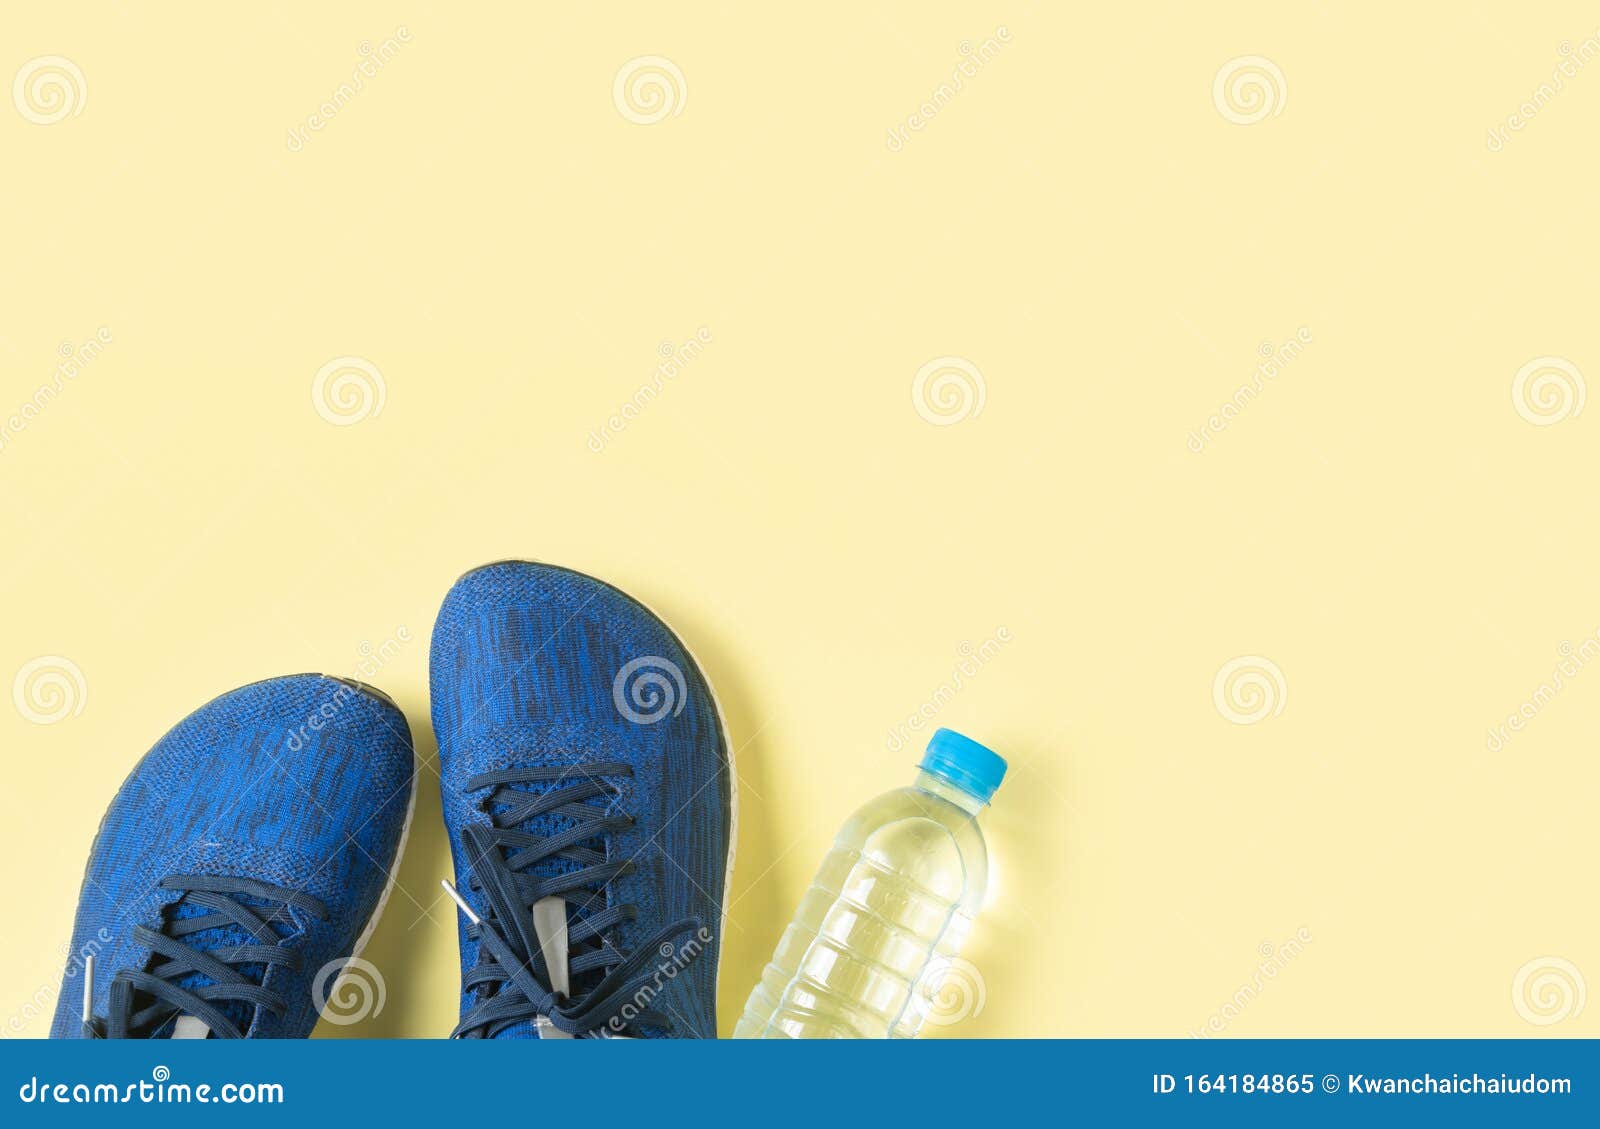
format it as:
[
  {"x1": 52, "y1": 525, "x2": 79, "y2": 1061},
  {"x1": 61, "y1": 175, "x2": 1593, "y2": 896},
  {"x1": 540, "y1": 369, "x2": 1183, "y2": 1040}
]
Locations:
[{"x1": 920, "y1": 728, "x2": 1007, "y2": 804}]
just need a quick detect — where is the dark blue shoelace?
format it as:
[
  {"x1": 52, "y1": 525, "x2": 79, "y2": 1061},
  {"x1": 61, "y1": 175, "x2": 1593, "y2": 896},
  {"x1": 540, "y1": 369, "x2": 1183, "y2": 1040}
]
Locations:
[
  {"x1": 452, "y1": 762, "x2": 705, "y2": 1038},
  {"x1": 84, "y1": 874, "x2": 328, "y2": 1039}
]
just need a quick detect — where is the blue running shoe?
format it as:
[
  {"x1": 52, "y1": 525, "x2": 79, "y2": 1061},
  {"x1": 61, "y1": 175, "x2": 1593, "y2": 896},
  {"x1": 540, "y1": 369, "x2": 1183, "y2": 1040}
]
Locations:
[
  {"x1": 431, "y1": 560, "x2": 734, "y2": 1039},
  {"x1": 52, "y1": 674, "x2": 415, "y2": 1039}
]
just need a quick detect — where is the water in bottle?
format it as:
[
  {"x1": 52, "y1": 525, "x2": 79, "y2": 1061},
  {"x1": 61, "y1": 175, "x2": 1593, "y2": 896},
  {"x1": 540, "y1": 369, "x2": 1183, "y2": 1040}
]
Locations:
[{"x1": 734, "y1": 727, "x2": 1006, "y2": 1037}]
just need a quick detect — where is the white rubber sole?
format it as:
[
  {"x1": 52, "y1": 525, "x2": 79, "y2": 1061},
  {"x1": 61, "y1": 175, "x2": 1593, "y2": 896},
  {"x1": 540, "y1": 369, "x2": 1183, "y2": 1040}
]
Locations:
[
  {"x1": 339, "y1": 691, "x2": 421, "y2": 975},
  {"x1": 347, "y1": 759, "x2": 419, "y2": 967}
]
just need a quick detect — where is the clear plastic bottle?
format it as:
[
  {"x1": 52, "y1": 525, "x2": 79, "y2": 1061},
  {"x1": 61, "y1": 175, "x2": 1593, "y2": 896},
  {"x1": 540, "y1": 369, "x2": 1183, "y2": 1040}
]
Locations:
[{"x1": 734, "y1": 728, "x2": 1006, "y2": 1038}]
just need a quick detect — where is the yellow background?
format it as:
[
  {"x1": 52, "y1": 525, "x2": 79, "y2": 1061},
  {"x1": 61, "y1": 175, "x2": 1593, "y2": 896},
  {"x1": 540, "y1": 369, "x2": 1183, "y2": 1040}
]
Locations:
[{"x1": 3, "y1": 4, "x2": 1597, "y2": 1038}]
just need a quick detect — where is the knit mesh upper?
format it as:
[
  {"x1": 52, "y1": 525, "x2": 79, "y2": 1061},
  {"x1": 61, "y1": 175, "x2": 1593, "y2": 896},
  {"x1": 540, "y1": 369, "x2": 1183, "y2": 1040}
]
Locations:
[
  {"x1": 429, "y1": 561, "x2": 731, "y2": 1038},
  {"x1": 51, "y1": 674, "x2": 414, "y2": 1039}
]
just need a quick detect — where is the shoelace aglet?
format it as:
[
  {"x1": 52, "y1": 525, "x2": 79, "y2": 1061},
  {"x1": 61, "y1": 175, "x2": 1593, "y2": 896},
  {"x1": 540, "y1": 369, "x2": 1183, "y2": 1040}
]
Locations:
[
  {"x1": 81, "y1": 954, "x2": 94, "y2": 1026},
  {"x1": 440, "y1": 879, "x2": 481, "y2": 925}
]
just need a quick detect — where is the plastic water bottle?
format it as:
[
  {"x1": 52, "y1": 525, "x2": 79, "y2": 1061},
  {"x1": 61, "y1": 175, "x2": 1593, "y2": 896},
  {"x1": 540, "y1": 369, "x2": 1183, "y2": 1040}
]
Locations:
[{"x1": 734, "y1": 728, "x2": 1006, "y2": 1038}]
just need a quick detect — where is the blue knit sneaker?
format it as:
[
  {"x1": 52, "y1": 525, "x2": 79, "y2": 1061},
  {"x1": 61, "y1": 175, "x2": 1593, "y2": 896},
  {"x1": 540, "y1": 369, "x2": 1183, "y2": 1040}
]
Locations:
[
  {"x1": 52, "y1": 674, "x2": 416, "y2": 1039},
  {"x1": 431, "y1": 560, "x2": 734, "y2": 1039}
]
